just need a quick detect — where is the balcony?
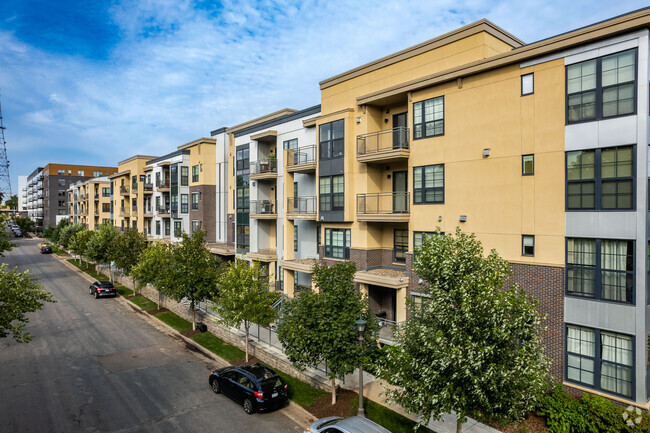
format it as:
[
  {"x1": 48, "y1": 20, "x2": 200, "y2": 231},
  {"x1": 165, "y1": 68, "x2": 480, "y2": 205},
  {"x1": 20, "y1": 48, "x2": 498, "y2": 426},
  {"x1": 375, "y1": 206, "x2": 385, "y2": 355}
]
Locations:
[
  {"x1": 357, "y1": 127, "x2": 409, "y2": 163},
  {"x1": 286, "y1": 145, "x2": 317, "y2": 173},
  {"x1": 119, "y1": 186, "x2": 130, "y2": 196},
  {"x1": 94, "y1": 194, "x2": 99, "y2": 200},
  {"x1": 156, "y1": 180, "x2": 170, "y2": 191},
  {"x1": 143, "y1": 183, "x2": 154, "y2": 193},
  {"x1": 250, "y1": 199, "x2": 277, "y2": 219},
  {"x1": 119, "y1": 207, "x2": 130, "y2": 217},
  {"x1": 143, "y1": 207, "x2": 153, "y2": 217},
  {"x1": 249, "y1": 160, "x2": 278, "y2": 181},
  {"x1": 156, "y1": 205, "x2": 170, "y2": 216},
  {"x1": 286, "y1": 196, "x2": 317, "y2": 220},
  {"x1": 357, "y1": 192, "x2": 410, "y2": 222},
  {"x1": 132, "y1": 205, "x2": 138, "y2": 214}
]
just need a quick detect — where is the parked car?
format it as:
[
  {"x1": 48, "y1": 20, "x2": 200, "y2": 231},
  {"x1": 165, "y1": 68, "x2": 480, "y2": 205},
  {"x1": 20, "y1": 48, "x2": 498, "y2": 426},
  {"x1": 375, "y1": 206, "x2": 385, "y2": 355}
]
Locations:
[
  {"x1": 13, "y1": 229, "x2": 23, "y2": 237},
  {"x1": 304, "y1": 416, "x2": 393, "y2": 433},
  {"x1": 209, "y1": 364, "x2": 288, "y2": 414},
  {"x1": 89, "y1": 281, "x2": 116, "y2": 299},
  {"x1": 40, "y1": 245, "x2": 52, "y2": 254}
]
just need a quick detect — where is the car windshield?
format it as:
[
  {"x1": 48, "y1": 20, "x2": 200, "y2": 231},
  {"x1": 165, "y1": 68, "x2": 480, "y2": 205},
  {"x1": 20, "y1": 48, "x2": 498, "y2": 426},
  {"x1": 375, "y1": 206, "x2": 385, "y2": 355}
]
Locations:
[{"x1": 260, "y1": 377, "x2": 283, "y2": 393}]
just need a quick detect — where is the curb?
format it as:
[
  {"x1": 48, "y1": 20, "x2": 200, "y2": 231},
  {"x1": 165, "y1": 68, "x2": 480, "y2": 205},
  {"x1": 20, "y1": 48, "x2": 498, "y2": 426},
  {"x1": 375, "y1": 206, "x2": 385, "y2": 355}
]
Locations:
[{"x1": 57, "y1": 257, "x2": 316, "y2": 428}]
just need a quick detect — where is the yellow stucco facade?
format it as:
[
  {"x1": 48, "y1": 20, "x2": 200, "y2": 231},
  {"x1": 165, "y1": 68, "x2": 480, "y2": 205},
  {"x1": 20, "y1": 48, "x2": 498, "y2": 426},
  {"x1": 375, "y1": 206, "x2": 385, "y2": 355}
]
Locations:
[{"x1": 110, "y1": 155, "x2": 158, "y2": 233}]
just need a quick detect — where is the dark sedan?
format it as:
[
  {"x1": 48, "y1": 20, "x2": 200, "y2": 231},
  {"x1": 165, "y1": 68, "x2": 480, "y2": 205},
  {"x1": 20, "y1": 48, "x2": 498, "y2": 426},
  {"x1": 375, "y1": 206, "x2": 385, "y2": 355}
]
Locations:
[
  {"x1": 40, "y1": 245, "x2": 52, "y2": 254},
  {"x1": 89, "y1": 281, "x2": 116, "y2": 299},
  {"x1": 209, "y1": 364, "x2": 288, "y2": 414}
]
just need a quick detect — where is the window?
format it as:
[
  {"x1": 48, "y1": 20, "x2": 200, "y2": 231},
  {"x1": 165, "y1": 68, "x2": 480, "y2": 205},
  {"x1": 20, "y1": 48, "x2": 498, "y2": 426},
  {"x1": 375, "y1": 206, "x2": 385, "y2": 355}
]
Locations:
[
  {"x1": 316, "y1": 225, "x2": 321, "y2": 254},
  {"x1": 181, "y1": 194, "x2": 188, "y2": 213},
  {"x1": 566, "y1": 238, "x2": 634, "y2": 304},
  {"x1": 57, "y1": 209, "x2": 66, "y2": 215},
  {"x1": 566, "y1": 325, "x2": 633, "y2": 398},
  {"x1": 319, "y1": 119, "x2": 344, "y2": 159},
  {"x1": 58, "y1": 190, "x2": 66, "y2": 197},
  {"x1": 164, "y1": 220, "x2": 170, "y2": 236},
  {"x1": 156, "y1": 221, "x2": 161, "y2": 235},
  {"x1": 58, "y1": 200, "x2": 65, "y2": 207},
  {"x1": 174, "y1": 221, "x2": 182, "y2": 237},
  {"x1": 236, "y1": 148, "x2": 249, "y2": 172},
  {"x1": 414, "y1": 231, "x2": 437, "y2": 252},
  {"x1": 521, "y1": 73, "x2": 534, "y2": 95},
  {"x1": 191, "y1": 220, "x2": 200, "y2": 233},
  {"x1": 566, "y1": 146, "x2": 634, "y2": 210},
  {"x1": 93, "y1": 171, "x2": 102, "y2": 177},
  {"x1": 283, "y1": 138, "x2": 298, "y2": 150},
  {"x1": 237, "y1": 224, "x2": 250, "y2": 250},
  {"x1": 192, "y1": 165, "x2": 199, "y2": 182},
  {"x1": 132, "y1": 198, "x2": 137, "y2": 211},
  {"x1": 58, "y1": 179, "x2": 66, "y2": 187},
  {"x1": 567, "y1": 49, "x2": 636, "y2": 123},
  {"x1": 413, "y1": 165, "x2": 444, "y2": 204},
  {"x1": 413, "y1": 96, "x2": 444, "y2": 139},
  {"x1": 319, "y1": 175, "x2": 344, "y2": 212},
  {"x1": 102, "y1": 187, "x2": 110, "y2": 197},
  {"x1": 522, "y1": 155, "x2": 534, "y2": 175},
  {"x1": 78, "y1": 170, "x2": 84, "y2": 176},
  {"x1": 181, "y1": 166, "x2": 189, "y2": 186},
  {"x1": 294, "y1": 224, "x2": 298, "y2": 252},
  {"x1": 102, "y1": 203, "x2": 110, "y2": 212},
  {"x1": 522, "y1": 235, "x2": 535, "y2": 256},
  {"x1": 324, "y1": 228, "x2": 350, "y2": 259},
  {"x1": 394, "y1": 229, "x2": 408, "y2": 263},
  {"x1": 191, "y1": 192, "x2": 199, "y2": 210},
  {"x1": 58, "y1": 169, "x2": 65, "y2": 175}
]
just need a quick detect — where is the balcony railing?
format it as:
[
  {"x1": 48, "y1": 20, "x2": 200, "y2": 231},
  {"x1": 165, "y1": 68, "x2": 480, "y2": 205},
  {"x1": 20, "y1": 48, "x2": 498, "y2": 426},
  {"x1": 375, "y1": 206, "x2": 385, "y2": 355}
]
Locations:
[
  {"x1": 287, "y1": 197, "x2": 317, "y2": 214},
  {"x1": 250, "y1": 160, "x2": 278, "y2": 175},
  {"x1": 156, "y1": 205, "x2": 170, "y2": 215},
  {"x1": 286, "y1": 145, "x2": 317, "y2": 168},
  {"x1": 357, "y1": 192, "x2": 410, "y2": 221},
  {"x1": 119, "y1": 207, "x2": 130, "y2": 217},
  {"x1": 119, "y1": 186, "x2": 130, "y2": 195},
  {"x1": 143, "y1": 183, "x2": 154, "y2": 192},
  {"x1": 357, "y1": 127, "x2": 409, "y2": 161},
  {"x1": 94, "y1": 194, "x2": 99, "y2": 200},
  {"x1": 132, "y1": 205, "x2": 138, "y2": 213},
  {"x1": 156, "y1": 180, "x2": 170, "y2": 190},
  {"x1": 250, "y1": 199, "x2": 276, "y2": 215}
]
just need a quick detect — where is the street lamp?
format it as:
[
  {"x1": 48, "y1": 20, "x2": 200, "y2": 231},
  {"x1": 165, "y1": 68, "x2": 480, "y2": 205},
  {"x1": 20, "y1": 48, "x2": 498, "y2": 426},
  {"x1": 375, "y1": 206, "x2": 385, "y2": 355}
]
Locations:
[{"x1": 355, "y1": 318, "x2": 367, "y2": 417}]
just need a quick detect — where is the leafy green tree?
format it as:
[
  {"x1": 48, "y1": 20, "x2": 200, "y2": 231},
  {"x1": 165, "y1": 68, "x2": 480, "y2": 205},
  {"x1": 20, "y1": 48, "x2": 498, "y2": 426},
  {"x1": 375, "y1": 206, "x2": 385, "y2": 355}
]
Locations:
[
  {"x1": 213, "y1": 258, "x2": 280, "y2": 362},
  {"x1": 131, "y1": 241, "x2": 173, "y2": 305},
  {"x1": 0, "y1": 214, "x2": 15, "y2": 255},
  {"x1": 5, "y1": 195, "x2": 18, "y2": 210},
  {"x1": 157, "y1": 230, "x2": 221, "y2": 330},
  {"x1": 110, "y1": 228, "x2": 147, "y2": 287},
  {"x1": 50, "y1": 219, "x2": 70, "y2": 245},
  {"x1": 85, "y1": 222, "x2": 120, "y2": 273},
  {"x1": 0, "y1": 264, "x2": 56, "y2": 342},
  {"x1": 70, "y1": 228, "x2": 94, "y2": 268},
  {"x1": 277, "y1": 261, "x2": 378, "y2": 404},
  {"x1": 42, "y1": 227, "x2": 54, "y2": 240},
  {"x1": 375, "y1": 228, "x2": 550, "y2": 432},
  {"x1": 14, "y1": 216, "x2": 34, "y2": 234},
  {"x1": 58, "y1": 223, "x2": 85, "y2": 250}
]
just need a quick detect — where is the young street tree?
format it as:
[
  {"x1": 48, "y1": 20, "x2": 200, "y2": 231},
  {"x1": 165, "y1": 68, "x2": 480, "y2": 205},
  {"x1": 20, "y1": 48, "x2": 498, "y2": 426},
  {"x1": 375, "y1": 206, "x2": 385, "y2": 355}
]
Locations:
[
  {"x1": 157, "y1": 230, "x2": 221, "y2": 330},
  {"x1": 49, "y1": 219, "x2": 70, "y2": 245},
  {"x1": 375, "y1": 228, "x2": 550, "y2": 433},
  {"x1": 70, "y1": 228, "x2": 94, "y2": 268},
  {"x1": 131, "y1": 241, "x2": 173, "y2": 303},
  {"x1": 0, "y1": 215, "x2": 15, "y2": 256},
  {"x1": 213, "y1": 258, "x2": 280, "y2": 363},
  {"x1": 4, "y1": 194, "x2": 18, "y2": 210},
  {"x1": 14, "y1": 216, "x2": 34, "y2": 235},
  {"x1": 277, "y1": 261, "x2": 378, "y2": 405},
  {"x1": 0, "y1": 264, "x2": 56, "y2": 342},
  {"x1": 85, "y1": 222, "x2": 120, "y2": 273},
  {"x1": 110, "y1": 228, "x2": 147, "y2": 287}
]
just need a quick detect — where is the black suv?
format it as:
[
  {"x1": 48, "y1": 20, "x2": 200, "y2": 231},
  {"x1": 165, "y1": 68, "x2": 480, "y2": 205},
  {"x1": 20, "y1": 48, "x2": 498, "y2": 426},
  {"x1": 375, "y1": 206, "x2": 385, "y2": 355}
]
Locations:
[
  {"x1": 89, "y1": 281, "x2": 116, "y2": 299},
  {"x1": 209, "y1": 364, "x2": 288, "y2": 414}
]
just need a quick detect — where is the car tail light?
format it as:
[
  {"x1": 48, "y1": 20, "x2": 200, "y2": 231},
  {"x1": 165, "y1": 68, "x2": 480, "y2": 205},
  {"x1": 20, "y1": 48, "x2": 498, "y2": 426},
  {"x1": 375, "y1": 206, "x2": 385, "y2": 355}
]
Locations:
[
  {"x1": 254, "y1": 391, "x2": 263, "y2": 399},
  {"x1": 284, "y1": 384, "x2": 288, "y2": 391}
]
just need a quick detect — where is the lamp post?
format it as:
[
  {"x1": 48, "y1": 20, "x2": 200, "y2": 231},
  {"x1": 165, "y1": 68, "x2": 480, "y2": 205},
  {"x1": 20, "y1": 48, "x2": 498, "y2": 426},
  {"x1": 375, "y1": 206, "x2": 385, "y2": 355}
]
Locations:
[{"x1": 355, "y1": 318, "x2": 367, "y2": 417}]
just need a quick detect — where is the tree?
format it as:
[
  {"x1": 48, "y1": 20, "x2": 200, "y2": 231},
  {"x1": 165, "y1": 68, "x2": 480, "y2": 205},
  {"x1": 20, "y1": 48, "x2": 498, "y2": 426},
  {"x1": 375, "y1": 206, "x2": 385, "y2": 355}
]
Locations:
[
  {"x1": 110, "y1": 228, "x2": 147, "y2": 288},
  {"x1": 70, "y1": 228, "x2": 94, "y2": 268},
  {"x1": 277, "y1": 261, "x2": 378, "y2": 404},
  {"x1": 131, "y1": 241, "x2": 173, "y2": 306},
  {"x1": 85, "y1": 222, "x2": 120, "y2": 272},
  {"x1": 58, "y1": 223, "x2": 84, "y2": 250},
  {"x1": 213, "y1": 258, "x2": 280, "y2": 362},
  {"x1": 0, "y1": 214, "x2": 15, "y2": 256},
  {"x1": 157, "y1": 230, "x2": 221, "y2": 330},
  {"x1": 0, "y1": 264, "x2": 56, "y2": 342},
  {"x1": 375, "y1": 228, "x2": 550, "y2": 432},
  {"x1": 14, "y1": 216, "x2": 34, "y2": 234},
  {"x1": 5, "y1": 195, "x2": 18, "y2": 210},
  {"x1": 50, "y1": 219, "x2": 70, "y2": 245}
]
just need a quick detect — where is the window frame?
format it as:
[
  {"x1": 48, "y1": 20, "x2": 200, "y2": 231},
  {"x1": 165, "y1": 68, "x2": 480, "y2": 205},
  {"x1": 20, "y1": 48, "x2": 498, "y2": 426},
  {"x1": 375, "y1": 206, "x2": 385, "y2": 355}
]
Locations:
[
  {"x1": 180, "y1": 166, "x2": 189, "y2": 186},
  {"x1": 191, "y1": 192, "x2": 199, "y2": 210},
  {"x1": 319, "y1": 119, "x2": 344, "y2": 160},
  {"x1": 522, "y1": 154, "x2": 534, "y2": 175},
  {"x1": 522, "y1": 235, "x2": 535, "y2": 257},
  {"x1": 324, "y1": 228, "x2": 350, "y2": 260},
  {"x1": 413, "y1": 164, "x2": 444, "y2": 204},
  {"x1": 181, "y1": 194, "x2": 188, "y2": 213},
  {"x1": 521, "y1": 73, "x2": 534, "y2": 96},
  {"x1": 319, "y1": 175, "x2": 344, "y2": 212},
  {"x1": 393, "y1": 229, "x2": 408, "y2": 263},
  {"x1": 413, "y1": 96, "x2": 444, "y2": 140},
  {"x1": 174, "y1": 221, "x2": 182, "y2": 237},
  {"x1": 192, "y1": 165, "x2": 199, "y2": 182}
]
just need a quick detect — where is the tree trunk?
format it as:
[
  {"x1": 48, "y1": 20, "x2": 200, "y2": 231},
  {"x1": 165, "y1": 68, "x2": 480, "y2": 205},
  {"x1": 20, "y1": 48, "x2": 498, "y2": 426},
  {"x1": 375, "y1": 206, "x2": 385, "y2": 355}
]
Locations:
[
  {"x1": 158, "y1": 289, "x2": 162, "y2": 310},
  {"x1": 456, "y1": 420, "x2": 462, "y2": 433},
  {"x1": 191, "y1": 300, "x2": 196, "y2": 331},
  {"x1": 245, "y1": 325, "x2": 249, "y2": 363},
  {"x1": 331, "y1": 378, "x2": 337, "y2": 405}
]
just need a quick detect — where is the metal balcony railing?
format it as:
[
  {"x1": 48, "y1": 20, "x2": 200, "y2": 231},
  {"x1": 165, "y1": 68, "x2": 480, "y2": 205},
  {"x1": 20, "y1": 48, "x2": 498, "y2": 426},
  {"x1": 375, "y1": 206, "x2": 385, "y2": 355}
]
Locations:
[
  {"x1": 250, "y1": 199, "x2": 276, "y2": 215},
  {"x1": 119, "y1": 186, "x2": 129, "y2": 195},
  {"x1": 250, "y1": 160, "x2": 278, "y2": 175},
  {"x1": 119, "y1": 207, "x2": 130, "y2": 217},
  {"x1": 287, "y1": 196, "x2": 316, "y2": 214},
  {"x1": 357, "y1": 127, "x2": 409, "y2": 156},
  {"x1": 156, "y1": 180, "x2": 170, "y2": 189},
  {"x1": 143, "y1": 183, "x2": 154, "y2": 191},
  {"x1": 357, "y1": 192, "x2": 410, "y2": 214},
  {"x1": 156, "y1": 205, "x2": 170, "y2": 214},
  {"x1": 286, "y1": 145, "x2": 317, "y2": 167}
]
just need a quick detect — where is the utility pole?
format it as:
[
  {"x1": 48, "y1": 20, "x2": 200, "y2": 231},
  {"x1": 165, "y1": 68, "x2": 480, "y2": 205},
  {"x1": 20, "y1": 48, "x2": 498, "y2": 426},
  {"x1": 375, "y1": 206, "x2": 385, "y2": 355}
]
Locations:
[{"x1": 0, "y1": 94, "x2": 12, "y2": 200}]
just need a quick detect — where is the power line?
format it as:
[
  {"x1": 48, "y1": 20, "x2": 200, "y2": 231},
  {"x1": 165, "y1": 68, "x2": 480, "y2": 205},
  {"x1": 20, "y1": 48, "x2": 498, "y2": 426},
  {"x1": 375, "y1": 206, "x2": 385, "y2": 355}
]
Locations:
[{"x1": 0, "y1": 94, "x2": 12, "y2": 199}]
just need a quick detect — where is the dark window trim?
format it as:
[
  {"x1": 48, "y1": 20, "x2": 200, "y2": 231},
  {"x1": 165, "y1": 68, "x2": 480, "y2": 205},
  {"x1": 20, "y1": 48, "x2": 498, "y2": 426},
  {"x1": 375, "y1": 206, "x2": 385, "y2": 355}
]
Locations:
[
  {"x1": 522, "y1": 234, "x2": 535, "y2": 257},
  {"x1": 565, "y1": 48, "x2": 638, "y2": 125},
  {"x1": 522, "y1": 154, "x2": 534, "y2": 176},
  {"x1": 393, "y1": 229, "x2": 408, "y2": 263},
  {"x1": 564, "y1": 324, "x2": 635, "y2": 399},
  {"x1": 521, "y1": 73, "x2": 534, "y2": 96},
  {"x1": 565, "y1": 237, "x2": 635, "y2": 305},
  {"x1": 319, "y1": 119, "x2": 344, "y2": 160},
  {"x1": 413, "y1": 164, "x2": 444, "y2": 205},
  {"x1": 324, "y1": 228, "x2": 350, "y2": 260},
  {"x1": 412, "y1": 95, "x2": 445, "y2": 140},
  {"x1": 319, "y1": 175, "x2": 344, "y2": 212}
]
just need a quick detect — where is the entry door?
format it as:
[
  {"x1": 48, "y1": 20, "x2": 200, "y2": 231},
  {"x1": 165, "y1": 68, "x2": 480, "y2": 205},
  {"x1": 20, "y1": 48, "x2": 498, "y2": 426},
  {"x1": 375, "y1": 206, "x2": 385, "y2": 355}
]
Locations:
[
  {"x1": 393, "y1": 171, "x2": 407, "y2": 213},
  {"x1": 392, "y1": 112, "x2": 407, "y2": 148}
]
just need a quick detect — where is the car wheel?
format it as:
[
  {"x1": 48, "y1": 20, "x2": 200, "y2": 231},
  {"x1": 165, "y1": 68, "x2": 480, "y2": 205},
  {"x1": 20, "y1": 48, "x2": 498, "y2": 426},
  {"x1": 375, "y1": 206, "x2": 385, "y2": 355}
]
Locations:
[
  {"x1": 210, "y1": 379, "x2": 221, "y2": 394},
  {"x1": 89, "y1": 287, "x2": 93, "y2": 295},
  {"x1": 243, "y1": 398, "x2": 254, "y2": 415},
  {"x1": 94, "y1": 291, "x2": 99, "y2": 299}
]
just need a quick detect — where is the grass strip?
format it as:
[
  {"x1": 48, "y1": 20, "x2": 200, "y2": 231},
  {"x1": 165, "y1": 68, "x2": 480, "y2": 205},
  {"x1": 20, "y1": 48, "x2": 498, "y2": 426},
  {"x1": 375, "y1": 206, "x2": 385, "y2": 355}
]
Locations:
[
  {"x1": 266, "y1": 366, "x2": 326, "y2": 409},
  {"x1": 191, "y1": 332, "x2": 245, "y2": 362},
  {"x1": 352, "y1": 397, "x2": 435, "y2": 433},
  {"x1": 155, "y1": 311, "x2": 192, "y2": 332},
  {"x1": 129, "y1": 295, "x2": 158, "y2": 311},
  {"x1": 116, "y1": 285, "x2": 133, "y2": 297}
]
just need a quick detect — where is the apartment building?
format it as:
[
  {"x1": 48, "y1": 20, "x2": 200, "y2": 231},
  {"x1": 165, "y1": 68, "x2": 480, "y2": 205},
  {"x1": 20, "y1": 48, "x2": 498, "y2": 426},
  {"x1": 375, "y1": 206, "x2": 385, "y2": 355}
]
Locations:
[
  {"x1": 67, "y1": 177, "x2": 112, "y2": 229},
  {"x1": 21, "y1": 164, "x2": 117, "y2": 229},
  {"x1": 109, "y1": 155, "x2": 157, "y2": 233}
]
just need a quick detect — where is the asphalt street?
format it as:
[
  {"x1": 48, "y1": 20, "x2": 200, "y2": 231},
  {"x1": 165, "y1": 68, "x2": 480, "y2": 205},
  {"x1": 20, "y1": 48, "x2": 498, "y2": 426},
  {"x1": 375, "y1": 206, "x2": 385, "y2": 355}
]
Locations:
[{"x1": 0, "y1": 236, "x2": 303, "y2": 432}]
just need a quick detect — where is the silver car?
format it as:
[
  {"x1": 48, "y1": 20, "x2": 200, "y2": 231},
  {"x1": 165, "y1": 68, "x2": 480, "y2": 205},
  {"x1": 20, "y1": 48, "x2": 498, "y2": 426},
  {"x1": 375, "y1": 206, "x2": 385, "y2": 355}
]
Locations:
[{"x1": 304, "y1": 416, "x2": 392, "y2": 433}]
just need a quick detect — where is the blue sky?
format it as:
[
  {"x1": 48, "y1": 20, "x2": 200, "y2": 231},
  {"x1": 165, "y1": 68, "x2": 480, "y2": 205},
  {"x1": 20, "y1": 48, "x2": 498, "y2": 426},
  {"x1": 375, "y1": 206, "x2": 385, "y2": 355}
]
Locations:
[{"x1": 1, "y1": 0, "x2": 647, "y2": 194}]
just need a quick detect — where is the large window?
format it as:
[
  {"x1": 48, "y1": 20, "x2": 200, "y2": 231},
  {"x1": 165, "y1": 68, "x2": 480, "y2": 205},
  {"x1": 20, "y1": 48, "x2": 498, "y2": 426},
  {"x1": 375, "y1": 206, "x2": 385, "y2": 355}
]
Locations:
[
  {"x1": 394, "y1": 229, "x2": 408, "y2": 263},
  {"x1": 191, "y1": 192, "x2": 199, "y2": 210},
  {"x1": 319, "y1": 175, "x2": 344, "y2": 212},
  {"x1": 181, "y1": 194, "x2": 188, "y2": 213},
  {"x1": 413, "y1": 164, "x2": 444, "y2": 204},
  {"x1": 192, "y1": 165, "x2": 199, "y2": 182},
  {"x1": 567, "y1": 49, "x2": 636, "y2": 123},
  {"x1": 181, "y1": 166, "x2": 189, "y2": 186},
  {"x1": 102, "y1": 187, "x2": 110, "y2": 197},
  {"x1": 324, "y1": 228, "x2": 350, "y2": 259},
  {"x1": 566, "y1": 238, "x2": 634, "y2": 304},
  {"x1": 566, "y1": 146, "x2": 634, "y2": 210},
  {"x1": 236, "y1": 147, "x2": 249, "y2": 172},
  {"x1": 319, "y1": 119, "x2": 344, "y2": 160},
  {"x1": 174, "y1": 221, "x2": 182, "y2": 237},
  {"x1": 566, "y1": 325, "x2": 633, "y2": 398},
  {"x1": 413, "y1": 96, "x2": 444, "y2": 139}
]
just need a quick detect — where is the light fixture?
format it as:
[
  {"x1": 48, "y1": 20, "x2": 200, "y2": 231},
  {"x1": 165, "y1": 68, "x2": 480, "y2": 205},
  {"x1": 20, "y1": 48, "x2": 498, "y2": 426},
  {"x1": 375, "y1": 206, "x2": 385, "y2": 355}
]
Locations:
[
  {"x1": 355, "y1": 318, "x2": 367, "y2": 417},
  {"x1": 483, "y1": 148, "x2": 490, "y2": 158},
  {"x1": 459, "y1": 215, "x2": 467, "y2": 222},
  {"x1": 356, "y1": 117, "x2": 361, "y2": 124},
  {"x1": 438, "y1": 216, "x2": 442, "y2": 222}
]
